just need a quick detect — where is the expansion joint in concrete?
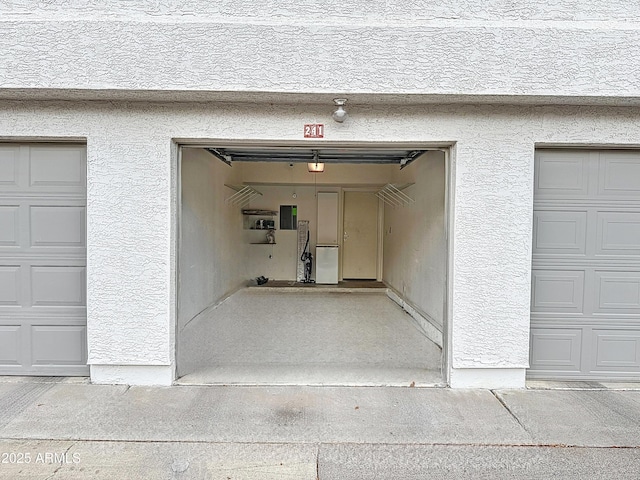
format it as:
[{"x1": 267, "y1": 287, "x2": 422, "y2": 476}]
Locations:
[{"x1": 491, "y1": 390, "x2": 530, "y2": 435}]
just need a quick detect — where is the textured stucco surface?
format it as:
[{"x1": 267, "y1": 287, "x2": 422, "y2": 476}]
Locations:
[
  {"x1": 1, "y1": 101, "x2": 640, "y2": 386},
  {"x1": 451, "y1": 138, "x2": 534, "y2": 369},
  {"x1": 3, "y1": 1, "x2": 640, "y2": 21},
  {"x1": 85, "y1": 133, "x2": 174, "y2": 365},
  {"x1": 0, "y1": 2, "x2": 639, "y2": 100}
]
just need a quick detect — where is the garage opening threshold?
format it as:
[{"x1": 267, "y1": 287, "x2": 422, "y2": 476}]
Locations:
[{"x1": 175, "y1": 378, "x2": 445, "y2": 388}]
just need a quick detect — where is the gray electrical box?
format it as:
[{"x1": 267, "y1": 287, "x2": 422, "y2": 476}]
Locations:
[{"x1": 280, "y1": 205, "x2": 297, "y2": 230}]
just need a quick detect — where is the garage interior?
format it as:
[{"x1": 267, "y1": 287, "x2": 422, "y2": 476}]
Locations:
[{"x1": 176, "y1": 146, "x2": 448, "y2": 386}]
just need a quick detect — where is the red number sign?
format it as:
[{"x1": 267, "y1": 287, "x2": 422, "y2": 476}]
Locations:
[{"x1": 304, "y1": 124, "x2": 324, "y2": 138}]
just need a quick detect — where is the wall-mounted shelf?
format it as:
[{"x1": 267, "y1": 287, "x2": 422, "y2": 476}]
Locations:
[
  {"x1": 376, "y1": 183, "x2": 415, "y2": 208},
  {"x1": 242, "y1": 209, "x2": 278, "y2": 230},
  {"x1": 242, "y1": 209, "x2": 278, "y2": 216}
]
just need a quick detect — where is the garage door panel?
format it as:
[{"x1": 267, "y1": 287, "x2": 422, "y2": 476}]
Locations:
[
  {"x1": 0, "y1": 205, "x2": 20, "y2": 246},
  {"x1": 30, "y1": 266, "x2": 86, "y2": 307},
  {"x1": 0, "y1": 266, "x2": 21, "y2": 305},
  {"x1": 596, "y1": 211, "x2": 640, "y2": 256},
  {"x1": 535, "y1": 151, "x2": 589, "y2": 197},
  {"x1": 29, "y1": 146, "x2": 86, "y2": 190},
  {"x1": 531, "y1": 270, "x2": 584, "y2": 313},
  {"x1": 1, "y1": 200, "x2": 85, "y2": 255},
  {"x1": 530, "y1": 328, "x2": 582, "y2": 371},
  {"x1": 531, "y1": 150, "x2": 640, "y2": 381},
  {"x1": 598, "y1": 152, "x2": 640, "y2": 196},
  {"x1": 0, "y1": 144, "x2": 86, "y2": 376},
  {"x1": 533, "y1": 210, "x2": 587, "y2": 255},
  {"x1": 0, "y1": 325, "x2": 21, "y2": 365},
  {"x1": 595, "y1": 271, "x2": 640, "y2": 314},
  {"x1": 30, "y1": 325, "x2": 87, "y2": 366},
  {"x1": 591, "y1": 330, "x2": 640, "y2": 370},
  {"x1": 0, "y1": 146, "x2": 20, "y2": 187},
  {"x1": 30, "y1": 206, "x2": 86, "y2": 248}
]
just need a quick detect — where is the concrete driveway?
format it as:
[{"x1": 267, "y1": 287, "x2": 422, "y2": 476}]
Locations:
[{"x1": 0, "y1": 378, "x2": 639, "y2": 479}]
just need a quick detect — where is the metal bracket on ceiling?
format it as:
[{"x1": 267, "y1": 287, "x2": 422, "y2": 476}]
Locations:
[
  {"x1": 376, "y1": 183, "x2": 415, "y2": 208},
  {"x1": 206, "y1": 148, "x2": 233, "y2": 166},
  {"x1": 224, "y1": 184, "x2": 262, "y2": 207},
  {"x1": 399, "y1": 151, "x2": 423, "y2": 170}
]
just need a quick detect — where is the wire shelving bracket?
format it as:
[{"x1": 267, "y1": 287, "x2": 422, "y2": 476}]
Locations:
[
  {"x1": 376, "y1": 183, "x2": 415, "y2": 208},
  {"x1": 225, "y1": 185, "x2": 262, "y2": 207}
]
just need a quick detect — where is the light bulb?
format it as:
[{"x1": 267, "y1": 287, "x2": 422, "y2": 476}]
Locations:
[
  {"x1": 332, "y1": 106, "x2": 347, "y2": 123},
  {"x1": 332, "y1": 98, "x2": 348, "y2": 123}
]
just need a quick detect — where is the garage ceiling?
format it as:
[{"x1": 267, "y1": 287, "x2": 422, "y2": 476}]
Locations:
[{"x1": 205, "y1": 147, "x2": 427, "y2": 168}]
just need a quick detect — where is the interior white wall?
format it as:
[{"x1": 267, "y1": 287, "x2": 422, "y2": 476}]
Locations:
[
  {"x1": 383, "y1": 152, "x2": 447, "y2": 337},
  {"x1": 238, "y1": 162, "x2": 397, "y2": 282},
  {"x1": 178, "y1": 148, "x2": 244, "y2": 331},
  {"x1": 242, "y1": 184, "x2": 326, "y2": 281}
]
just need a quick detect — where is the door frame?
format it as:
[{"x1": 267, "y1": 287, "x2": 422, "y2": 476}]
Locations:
[
  {"x1": 340, "y1": 188, "x2": 383, "y2": 281},
  {"x1": 175, "y1": 140, "x2": 452, "y2": 385}
]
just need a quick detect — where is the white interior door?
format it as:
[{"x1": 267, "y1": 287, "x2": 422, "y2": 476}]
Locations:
[{"x1": 342, "y1": 191, "x2": 378, "y2": 279}]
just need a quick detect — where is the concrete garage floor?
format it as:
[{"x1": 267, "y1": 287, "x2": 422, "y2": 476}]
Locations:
[{"x1": 177, "y1": 289, "x2": 443, "y2": 386}]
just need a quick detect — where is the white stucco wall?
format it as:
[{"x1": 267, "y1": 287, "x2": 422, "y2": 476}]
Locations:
[
  {"x1": 86, "y1": 132, "x2": 174, "y2": 385},
  {"x1": 449, "y1": 137, "x2": 534, "y2": 385},
  {"x1": 0, "y1": 1, "x2": 639, "y2": 103},
  {"x1": 1, "y1": 0, "x2": 638, "y2": 389},
  {"x1": 1, "y1": 101, "x2": 640, "y2": 388}
]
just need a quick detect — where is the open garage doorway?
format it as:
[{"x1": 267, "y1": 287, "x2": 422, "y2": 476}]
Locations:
[{"x1": 176, "y1": 145, "x2": 449, "y2": 386}]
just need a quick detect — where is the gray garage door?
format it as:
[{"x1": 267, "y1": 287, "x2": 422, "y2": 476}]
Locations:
[
  {"x1": 0, "y1": 144, "x2": 88, "y2": 375},
  {"x1": 530, "y1": 149, "x2": 640, "y2": 381}
]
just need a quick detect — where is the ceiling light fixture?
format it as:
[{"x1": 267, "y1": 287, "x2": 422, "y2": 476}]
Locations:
[
  {"x1": 332, "y1": 98, "x2": 348, "y2": 123},
  {"x1": 307, "y1": 150, "x2": 325, "y2": 173},
  {"x1": 308, "y1": 162, "x2": 325, "y2": 173}
]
